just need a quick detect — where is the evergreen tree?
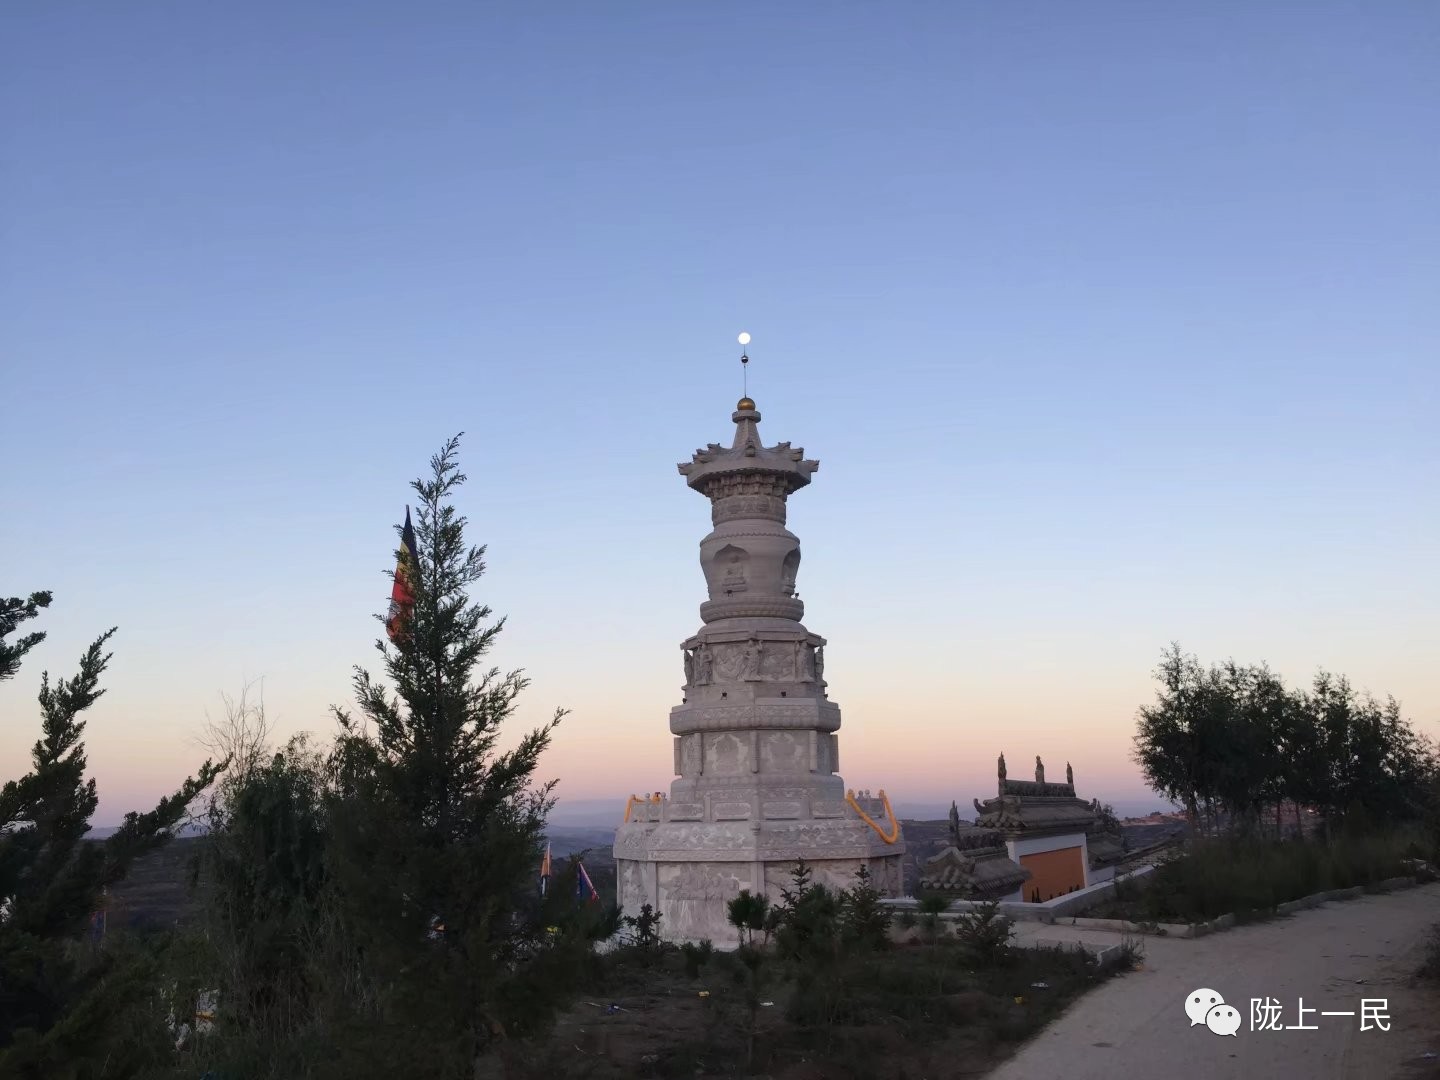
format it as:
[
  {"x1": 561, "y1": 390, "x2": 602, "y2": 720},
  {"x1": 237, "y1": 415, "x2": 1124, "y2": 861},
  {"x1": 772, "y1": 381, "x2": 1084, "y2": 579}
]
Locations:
[
  {"x1": 772, "y1": 861, "x2": 841, "y2": 966},
  {"x1": 321, "y1": 434, "x2": 600, "y2": 1077},
  {"x1": 0, "y1": 595, "x2": 220, "y2": 1077},
  {"x1": 192, "y1": 732, "x2": 331, "y2": 1054},
  {"x1": 838, "y1": 864, "x2": 891, "y2": 952},
  {"x1": 0, "y1": 591, "x2": 52, "y2": 682},
  {"x1": 1134, "y1": 644, "x2": 1438, "y2": 838}
]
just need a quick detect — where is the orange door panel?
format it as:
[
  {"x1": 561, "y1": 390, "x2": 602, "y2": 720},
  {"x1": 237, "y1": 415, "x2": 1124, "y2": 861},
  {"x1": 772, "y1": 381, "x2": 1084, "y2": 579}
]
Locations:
[{"x1": 1019, "y1": 846, "x2": 1085, "y2": 902}]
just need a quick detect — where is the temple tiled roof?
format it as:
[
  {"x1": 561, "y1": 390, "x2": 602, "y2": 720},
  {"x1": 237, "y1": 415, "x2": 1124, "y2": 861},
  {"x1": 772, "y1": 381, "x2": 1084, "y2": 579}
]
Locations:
[
  {"x1": 1086, "y1": 833, "x2": 1126, "y2": 868},
  {"x1": 974, "y1": 793, "x2": 1097, "y2": 836},
  {"x1": 918, "y1": 828, "x2": 1031, "y2": 899}
]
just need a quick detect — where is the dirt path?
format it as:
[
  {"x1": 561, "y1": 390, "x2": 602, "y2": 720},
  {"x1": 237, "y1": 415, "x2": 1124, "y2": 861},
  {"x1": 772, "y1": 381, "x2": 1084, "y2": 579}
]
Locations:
[{"x1": 991, "y1": 883, "x2": 1440, "y2": 1080}]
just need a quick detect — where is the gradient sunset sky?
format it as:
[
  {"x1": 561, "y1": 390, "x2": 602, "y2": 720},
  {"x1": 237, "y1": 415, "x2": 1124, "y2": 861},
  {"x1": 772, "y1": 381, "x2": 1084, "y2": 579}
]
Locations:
[{"x1": 4, "y1": 3, "x2": 1437, "y2": 824}]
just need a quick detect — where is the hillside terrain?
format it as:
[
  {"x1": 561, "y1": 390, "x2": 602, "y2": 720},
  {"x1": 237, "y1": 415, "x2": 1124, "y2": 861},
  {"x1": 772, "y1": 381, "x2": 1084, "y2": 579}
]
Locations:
[{"x1": 101, "y1": 821, "x2": 1183, "y2": 930}]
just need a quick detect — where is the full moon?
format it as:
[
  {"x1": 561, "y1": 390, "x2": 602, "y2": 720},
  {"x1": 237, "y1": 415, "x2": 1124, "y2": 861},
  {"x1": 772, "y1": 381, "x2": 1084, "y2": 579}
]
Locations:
[{"x1": 737, "y1": 332, "x2": 751, "y2": 346}]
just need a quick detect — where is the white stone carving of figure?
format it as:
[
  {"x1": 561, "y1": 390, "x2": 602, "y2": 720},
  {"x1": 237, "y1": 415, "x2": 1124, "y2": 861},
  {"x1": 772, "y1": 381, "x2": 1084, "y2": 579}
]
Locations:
[
  {"x1": 1035, "y1": 756, "x2": 1045, "y2": 784},
  {"x1": 814, "y1": 645, "x2": 825, "y2": 683},
  {"x1": 997, "y1": 753, "x2": 1007, "y2": 781},
  {"x1": 695, "y1": 643, "x2": 713, "y2": 685},
  {"x1": 683, "y1": 648, "x2": 695, "y2": 686},
  {"x1": 1066, "y1": 761, "x2": 1073, "y2": 786},
  {"x1": 742, "y1": 638, "x2": 763, "y2": 681}
]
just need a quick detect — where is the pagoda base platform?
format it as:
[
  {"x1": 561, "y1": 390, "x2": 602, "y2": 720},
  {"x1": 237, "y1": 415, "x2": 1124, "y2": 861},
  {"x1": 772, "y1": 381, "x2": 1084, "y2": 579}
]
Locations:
[{"x1": 614, "y1": 805, "x2": 905, "y2": 947}]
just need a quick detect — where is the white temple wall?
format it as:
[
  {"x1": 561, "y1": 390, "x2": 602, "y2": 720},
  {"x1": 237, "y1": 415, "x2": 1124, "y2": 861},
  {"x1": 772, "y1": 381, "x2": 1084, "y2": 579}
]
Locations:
[{"x1": 1006, "y1": 833, "x2": 1089, "y2": 861}]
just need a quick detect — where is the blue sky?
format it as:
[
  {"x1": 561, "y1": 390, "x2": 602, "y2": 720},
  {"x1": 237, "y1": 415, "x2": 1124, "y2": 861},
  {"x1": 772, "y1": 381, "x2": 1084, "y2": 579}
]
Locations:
[{"x1": 4, "y1": 2, "x2": 1437, "y2": 823}]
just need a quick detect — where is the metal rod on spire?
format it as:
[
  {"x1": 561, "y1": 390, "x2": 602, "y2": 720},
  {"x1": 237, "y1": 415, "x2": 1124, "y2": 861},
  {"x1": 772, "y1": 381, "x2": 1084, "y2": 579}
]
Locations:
[{"x1": 738, "y1": 331, "x2": 751, "y2": 398}]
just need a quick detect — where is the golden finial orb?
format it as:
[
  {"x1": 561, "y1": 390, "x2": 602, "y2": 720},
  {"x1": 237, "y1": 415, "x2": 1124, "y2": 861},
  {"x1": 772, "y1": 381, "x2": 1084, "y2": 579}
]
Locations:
[{"x1": 736, "y1": 396, "x2": 756, "y2": 411}]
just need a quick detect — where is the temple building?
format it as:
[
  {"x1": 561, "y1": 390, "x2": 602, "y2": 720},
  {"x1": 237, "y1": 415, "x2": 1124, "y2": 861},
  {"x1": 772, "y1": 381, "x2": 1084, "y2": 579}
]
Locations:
[
  {"x1": 917, "y1": 813, "x2": 1030, "y2": 900},
  {"x1": 613, "y1": 394, "x2": 905, "y2": 944},
  {"x1": 921, "y1": 754, "x2": 1126, "y2": 902}
]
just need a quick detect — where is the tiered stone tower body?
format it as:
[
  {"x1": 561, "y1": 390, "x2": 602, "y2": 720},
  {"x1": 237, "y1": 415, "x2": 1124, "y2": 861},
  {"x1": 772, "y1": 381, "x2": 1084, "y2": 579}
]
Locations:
[{"x1": 613, "y1": 396, "x2": 905, "y2": 945}]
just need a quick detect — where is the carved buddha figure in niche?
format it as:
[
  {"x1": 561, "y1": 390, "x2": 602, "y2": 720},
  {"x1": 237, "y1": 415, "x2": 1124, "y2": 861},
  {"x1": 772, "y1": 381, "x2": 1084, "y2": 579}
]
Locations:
[
  {"x1": 719, "y1": 546, "x2": 747, "y2": 594},
  {"x1": 780, "y1": 549, "x2": 801, "y2": 597}
]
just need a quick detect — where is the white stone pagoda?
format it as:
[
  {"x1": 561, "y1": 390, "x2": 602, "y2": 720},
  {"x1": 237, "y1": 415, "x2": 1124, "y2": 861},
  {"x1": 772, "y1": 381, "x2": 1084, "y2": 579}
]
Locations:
[{"x1": 613, "y1": 394, "x2": 905, "y2": 945}]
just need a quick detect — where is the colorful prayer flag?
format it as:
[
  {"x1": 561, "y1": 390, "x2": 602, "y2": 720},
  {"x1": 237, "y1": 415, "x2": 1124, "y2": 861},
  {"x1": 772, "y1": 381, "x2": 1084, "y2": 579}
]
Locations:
[
  {"x1": 539, "y1": 841, "x2": 552, "y2": 897},
  {"x1": 576, "y1": 859, "x2": 600, "y2": 904},
  {"x1": 385, "y1": 507, "x2": 421, "y2": 644}
]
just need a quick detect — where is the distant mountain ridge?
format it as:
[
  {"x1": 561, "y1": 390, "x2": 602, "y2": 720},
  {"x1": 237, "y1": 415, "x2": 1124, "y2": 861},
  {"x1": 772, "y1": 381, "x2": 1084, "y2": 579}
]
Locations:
[{"x1": 91, "y1": 796, "x2": 1178, "y2": 834}]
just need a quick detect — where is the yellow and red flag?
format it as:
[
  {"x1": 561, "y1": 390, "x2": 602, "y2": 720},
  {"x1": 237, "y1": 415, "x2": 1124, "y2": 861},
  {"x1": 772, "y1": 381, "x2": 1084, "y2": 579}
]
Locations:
[{"x1": 385, "y1": 507, "x2": 420, "y2": 644}]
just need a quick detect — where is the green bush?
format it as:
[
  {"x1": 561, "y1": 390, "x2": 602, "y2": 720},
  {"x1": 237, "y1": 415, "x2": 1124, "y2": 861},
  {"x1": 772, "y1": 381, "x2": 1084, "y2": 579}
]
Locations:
[
  {"x1": 916, "y1": 894, "x2": 949, "y2": 942},
  {"x1": 1137, "y1": 833, "x2": 1415, "y2": 922},
  {"x1": 952, "y1": 899, "x2": 1014, "y2": 966},
  {"x1": 838, "y1": 864, "x2": 892, "y2": 952},
  {"x1": 620, "y1": 902, "x2": 666, "y2": 962},
  {"x1": 680, "y1": 939, "x2": 713, "y2": 978}
]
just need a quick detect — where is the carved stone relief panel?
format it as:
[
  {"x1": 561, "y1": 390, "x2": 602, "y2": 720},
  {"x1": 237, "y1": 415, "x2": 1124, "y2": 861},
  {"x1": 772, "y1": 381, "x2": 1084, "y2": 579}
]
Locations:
[
  {"x1": 707, "y1": 732, "x2": 747, "y2": 775},
  {"x1": 712, "y1": 494, "x2": 787, "y2": 525},
  {"x1": 761, "y1": 857, "x2": 861, "y2": 896},
  {"x1": 703, "y1": 474, "x2": 793, "y2": 500},
  {"x1": 814, "y1": 733, "x2": 833, "y2": 773},
  {"x1": 692, "y1": 641, "x2": 824, "y2": 684},
  {"x1": 614, "y1": 828, "x2": 648, "y2": 857},
  {"x1": 680, "y1": 734, "x2": 702, "y2": 776},
  {"x1": 763, "y1": 863, "x2": 795, "y2": 897},
  {"x1": 761, "y1": 731, "x2": 804, "y2": 774},
  {"x1": 663, "y1": 861, "x2": 749, "y2": 902},
  {"x1": 867, "y1": 855, "x2": 904, "y2": 896},
  {"x1": 755, "y1": 821, "x2": 868, "y2": 855},
  {"x1": 658, "y1": 861, "x2": 754, "y2": 943},
  {"x1": 809, "y1": 859, "x2": 864, "y2": 893},
  {"x1": 649, "y1": 822, "x2": 752, "y2": 853},
  {"x1": 759, "y1": 786, "x2": 813, "y2": 802},
  {"x1": 712, "y1": 643, "x2": 745, "y2": 683},
  {"x1": 620, "y1": 859, "x2": 648, "y2": 909},
  {"x1": 759, "y1": 645, "x2": 795, "y2": 680}
]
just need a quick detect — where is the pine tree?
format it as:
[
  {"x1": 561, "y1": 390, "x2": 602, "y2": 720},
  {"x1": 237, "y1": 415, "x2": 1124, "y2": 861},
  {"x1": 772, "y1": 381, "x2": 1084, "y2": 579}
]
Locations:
[
  {"x1": 0, "y1": 591, "x2": 52, "y2": 682},
  {"x1": 323, "y1": 434, "x2": 602, "y2": 1077},
  {"x1": 838, "y1": 864, "x2": 891, "y2": 951},
  {"x1": 0, "y1": 594, "x2": 220, "y2": 1076}
]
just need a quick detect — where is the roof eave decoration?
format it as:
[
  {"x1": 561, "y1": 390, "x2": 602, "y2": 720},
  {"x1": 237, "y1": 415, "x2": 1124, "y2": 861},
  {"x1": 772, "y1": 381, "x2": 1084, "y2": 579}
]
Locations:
[{"x1": 676, "y1": 404, "x2": 820, "y2": 492}]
